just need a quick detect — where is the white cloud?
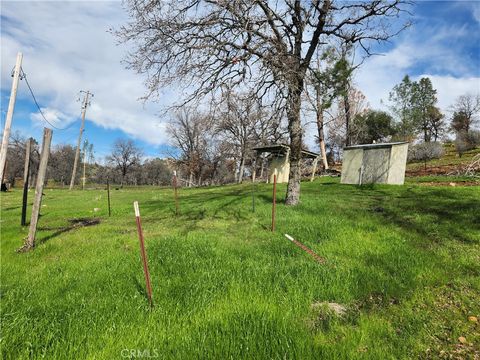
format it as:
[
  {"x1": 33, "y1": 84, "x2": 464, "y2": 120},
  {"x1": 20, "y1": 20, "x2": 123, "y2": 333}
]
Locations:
[
  {"x1": 471, "y1": 3, "x2": 480, "y2": 23},
  {"x1": 1, "y1": 1, "x2": 170, "y2": 145},
  {"x1": 417, "y1": 75, "x2": 480, "y2": 111},
  {"x1": 355, "y1": 22, "x2": 480, "y2": 114},
  {"x1": 30, "y1": 107, "x2": 75, "y2": 128}
]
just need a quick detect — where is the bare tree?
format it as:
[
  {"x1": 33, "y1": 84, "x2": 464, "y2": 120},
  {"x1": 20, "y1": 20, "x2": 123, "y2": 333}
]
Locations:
[
  {"x1": 167, "y1": 109, "x2": 212, "y2": 186},
  {"x1": 450, "y1": 93, "x2": 480, "y2": 134},
  {"x1": 117, "y1": 0, "x2": 410, "y2": 205},
  {"x1": 253, "y1": 106, "x2": 288, "y2": 146},
  {"x1": 107, "y1": 139, "x2": 143, "y2": 187},
  {"x1": 143, "y1": 159, "x2": 171, "y2": 186},
  {"x1": 48, "y1": 144, "x2": 77, "y2": 186},
  {"x1": 4, "y1": 131, "x2": 27, "y2": 187},
  {"x1": 2, "y1": 131, "x2": 39, "y2": 188},
  {"x1": 326, "y1": 87, "x2": 368, "y2": 149},
  {"x1": 214, "y1": 89, "x2": 263, "y2": 183},
  {"x1": 304, "y1": 48, "x2": 342, "y2": 169},
  {"x1": 345, "y1": 88, "x2": 369, "y2": 144}
]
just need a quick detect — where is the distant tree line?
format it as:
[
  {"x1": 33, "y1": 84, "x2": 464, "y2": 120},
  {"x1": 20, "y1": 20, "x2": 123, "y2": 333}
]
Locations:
[{"x1": 2, "y1": 134, "x2": 172, "y2": 188}]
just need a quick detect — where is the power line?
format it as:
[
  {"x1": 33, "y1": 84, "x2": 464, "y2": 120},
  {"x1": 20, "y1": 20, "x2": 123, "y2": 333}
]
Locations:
[{"x1": 20, "y1": 67, "x2": 78, "y2": 131}]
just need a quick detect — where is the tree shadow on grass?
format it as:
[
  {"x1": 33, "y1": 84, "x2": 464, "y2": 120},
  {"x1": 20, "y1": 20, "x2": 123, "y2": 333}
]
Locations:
[
  {"x1": 37, "y1": 218, "x2": 101, "y2": 244},
  {"x1": 136, "y1": 192, "x2": 252, "y2": 237},
  {"x1": 299, "y1": 184, "x2": 479, "y2": 246},
  {"x1": 141, "y1": 190, "x2": 250, "y2": 222},
  {"x1": 374, "y1": 188, "x2": 480, "y2": 245},
  {"x1": 2, "y1": 205, "x2": 21, "y2": 211},
  {"x1": 349, "y1": 190, "x2": 479, "y2": 315},
  {"x1": 257, "y1": 193, "x2": 286, "y2": 205}
]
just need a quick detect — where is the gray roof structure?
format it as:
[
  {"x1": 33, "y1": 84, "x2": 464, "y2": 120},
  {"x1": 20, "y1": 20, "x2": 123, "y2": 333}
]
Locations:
[
  {"x1": 343, "y1": 142, "x2": 408, "y2": 151},
  {"x1": 253, "y1": 144, "x2": 320, "y2": 159}
]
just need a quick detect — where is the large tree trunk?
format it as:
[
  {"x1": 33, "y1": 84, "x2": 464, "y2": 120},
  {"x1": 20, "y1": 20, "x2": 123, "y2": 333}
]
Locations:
[
  {"x1": 233, "y1": 158, "x2": 238, "y2": 183},
  {"x1": 423, "y1": 124, "x2": 429, "y2": 142},
  {"x1": 285, "y1": 82, "x2": 304, "y2": 206},
  {"x1": 121, "y1": 169, "x2": 127, "y2": 188},
  {"x1": 238, "y1": 156, "x2": 245, "y2": 184},
  {"x1": 315, "y1": 86, "x2": 329, "y2": 170},
  {"x1": 344, "y1": 93, "x2": 351, "y2": 147},
  {"x1": 188, "y1": 171, "x2": 193, "y2": 187}
]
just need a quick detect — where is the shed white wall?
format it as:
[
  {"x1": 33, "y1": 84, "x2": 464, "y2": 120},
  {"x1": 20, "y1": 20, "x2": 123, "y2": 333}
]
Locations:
[
  {"x1": 340, "y1": 149, "x2": 363, "y2": 184},
  {"x1": 269, "y1": 156, "x2": 290, "y2": 183},
  {"x1": 341, "y1": 143, "x2": 409, "y2": 185},
  {"x1": 386, "y1": 143, "x2": 409, "y2": 185}
]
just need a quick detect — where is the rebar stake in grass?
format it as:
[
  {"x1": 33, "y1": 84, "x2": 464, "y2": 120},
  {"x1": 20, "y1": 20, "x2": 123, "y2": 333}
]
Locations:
[
  {"x1": 133, "y1": 201, "x2": 153, "y2": 308},
  {"x1": 173, "y1": 171, "x2": 179, "y2": 215},
  {"x1": 284, "y1": 234, "x2": 326, "y2": 264},
  {"x1": 252, "y1": 180, "x2": 256, "y2": 213}
]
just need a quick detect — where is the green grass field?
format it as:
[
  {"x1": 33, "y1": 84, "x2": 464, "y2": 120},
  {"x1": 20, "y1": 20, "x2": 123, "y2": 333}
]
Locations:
[{"x1": 1, "y1": 178, "x2": 479, "y2": 359}]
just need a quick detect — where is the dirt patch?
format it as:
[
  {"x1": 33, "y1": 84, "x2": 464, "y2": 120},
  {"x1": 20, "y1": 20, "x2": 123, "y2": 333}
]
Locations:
[
  {"x1": 69, "y1": 218, "x2": 101, "y2": 227},
  {"x1": 416, "y1": 181, "x2": 480, "y2": 187},
  {"x1": 37, "y1": 218, "x2": 101, "y2": 232},
  {"x1": 307, "y1": 302, "x2": 349, "y2": 331},
  {"x1": 406, "y1": 164, "x2": 459, "y2": 177},
  {"x1": 312, "y1": 302, "x2": 347, "y2": 317}
]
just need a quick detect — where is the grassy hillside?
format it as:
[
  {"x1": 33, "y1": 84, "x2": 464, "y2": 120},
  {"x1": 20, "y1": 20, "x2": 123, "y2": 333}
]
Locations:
[
  {"x1": 406, "y1": 143, "x2": 480, "y2": 176},
  {"x1": 1, "y1": 179, "x2": 479, "y2": 359}
]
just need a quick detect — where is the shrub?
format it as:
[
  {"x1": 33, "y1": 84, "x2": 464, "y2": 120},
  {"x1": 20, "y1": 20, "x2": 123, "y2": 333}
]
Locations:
[
  {"x1": 455, "y1": 130, "x2": 480, "y2": 157},
  {"x1": 408, "y1": 142, "x2": 445, "y2": 163}
]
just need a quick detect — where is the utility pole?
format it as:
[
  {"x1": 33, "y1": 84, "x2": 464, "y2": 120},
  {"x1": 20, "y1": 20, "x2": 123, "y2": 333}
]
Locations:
[
  {"x1": 69, "y1": 90, "x2": 92, "y2": 190},
  {"x1": 0, "y1": 52, "x2": 23, "y2": 183}
]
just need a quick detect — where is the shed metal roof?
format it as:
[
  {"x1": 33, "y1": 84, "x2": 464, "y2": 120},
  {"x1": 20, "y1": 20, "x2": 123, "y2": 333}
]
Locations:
[
  {"x1": 252, "y1": 144, "x2": 320, "y2": 159},
  {"x1": 343, "y1": 142, "x2": 408, "y2": 151}
]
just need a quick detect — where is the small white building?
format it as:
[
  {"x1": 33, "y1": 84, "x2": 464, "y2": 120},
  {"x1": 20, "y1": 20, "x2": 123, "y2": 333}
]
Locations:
[
  {"x1": 341, "y1": 142, "x2": 409, "y2": 185},
  {"x1": 253, "y1": 144, "x2": 320, "y2": 184}
]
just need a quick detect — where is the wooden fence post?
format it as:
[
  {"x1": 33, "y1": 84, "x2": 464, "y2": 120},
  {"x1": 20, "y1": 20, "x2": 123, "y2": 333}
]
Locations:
[
  {"x1": 21, "y1": 138, "x2": 32, "y2": 226},
  {"x1": 133, "y1": 201, "x2": 153, "y2": 307},
  {"x1": 22, "y1": 128, "x2": 52, "y2": 251}
]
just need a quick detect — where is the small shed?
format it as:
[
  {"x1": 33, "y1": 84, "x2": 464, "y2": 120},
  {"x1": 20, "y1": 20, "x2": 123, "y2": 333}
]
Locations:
[
  {"x1": 253, "y1": 144, "x2": 320, "y2": 183},
  {"x1": 341, "y1": 142, "x2": 409, "y2": 185}
]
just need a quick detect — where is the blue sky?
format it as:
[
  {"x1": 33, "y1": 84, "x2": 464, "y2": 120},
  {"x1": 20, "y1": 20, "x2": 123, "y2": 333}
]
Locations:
[{"x1": 1, "y1": 1, "x2": 479, "y2": 159}]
